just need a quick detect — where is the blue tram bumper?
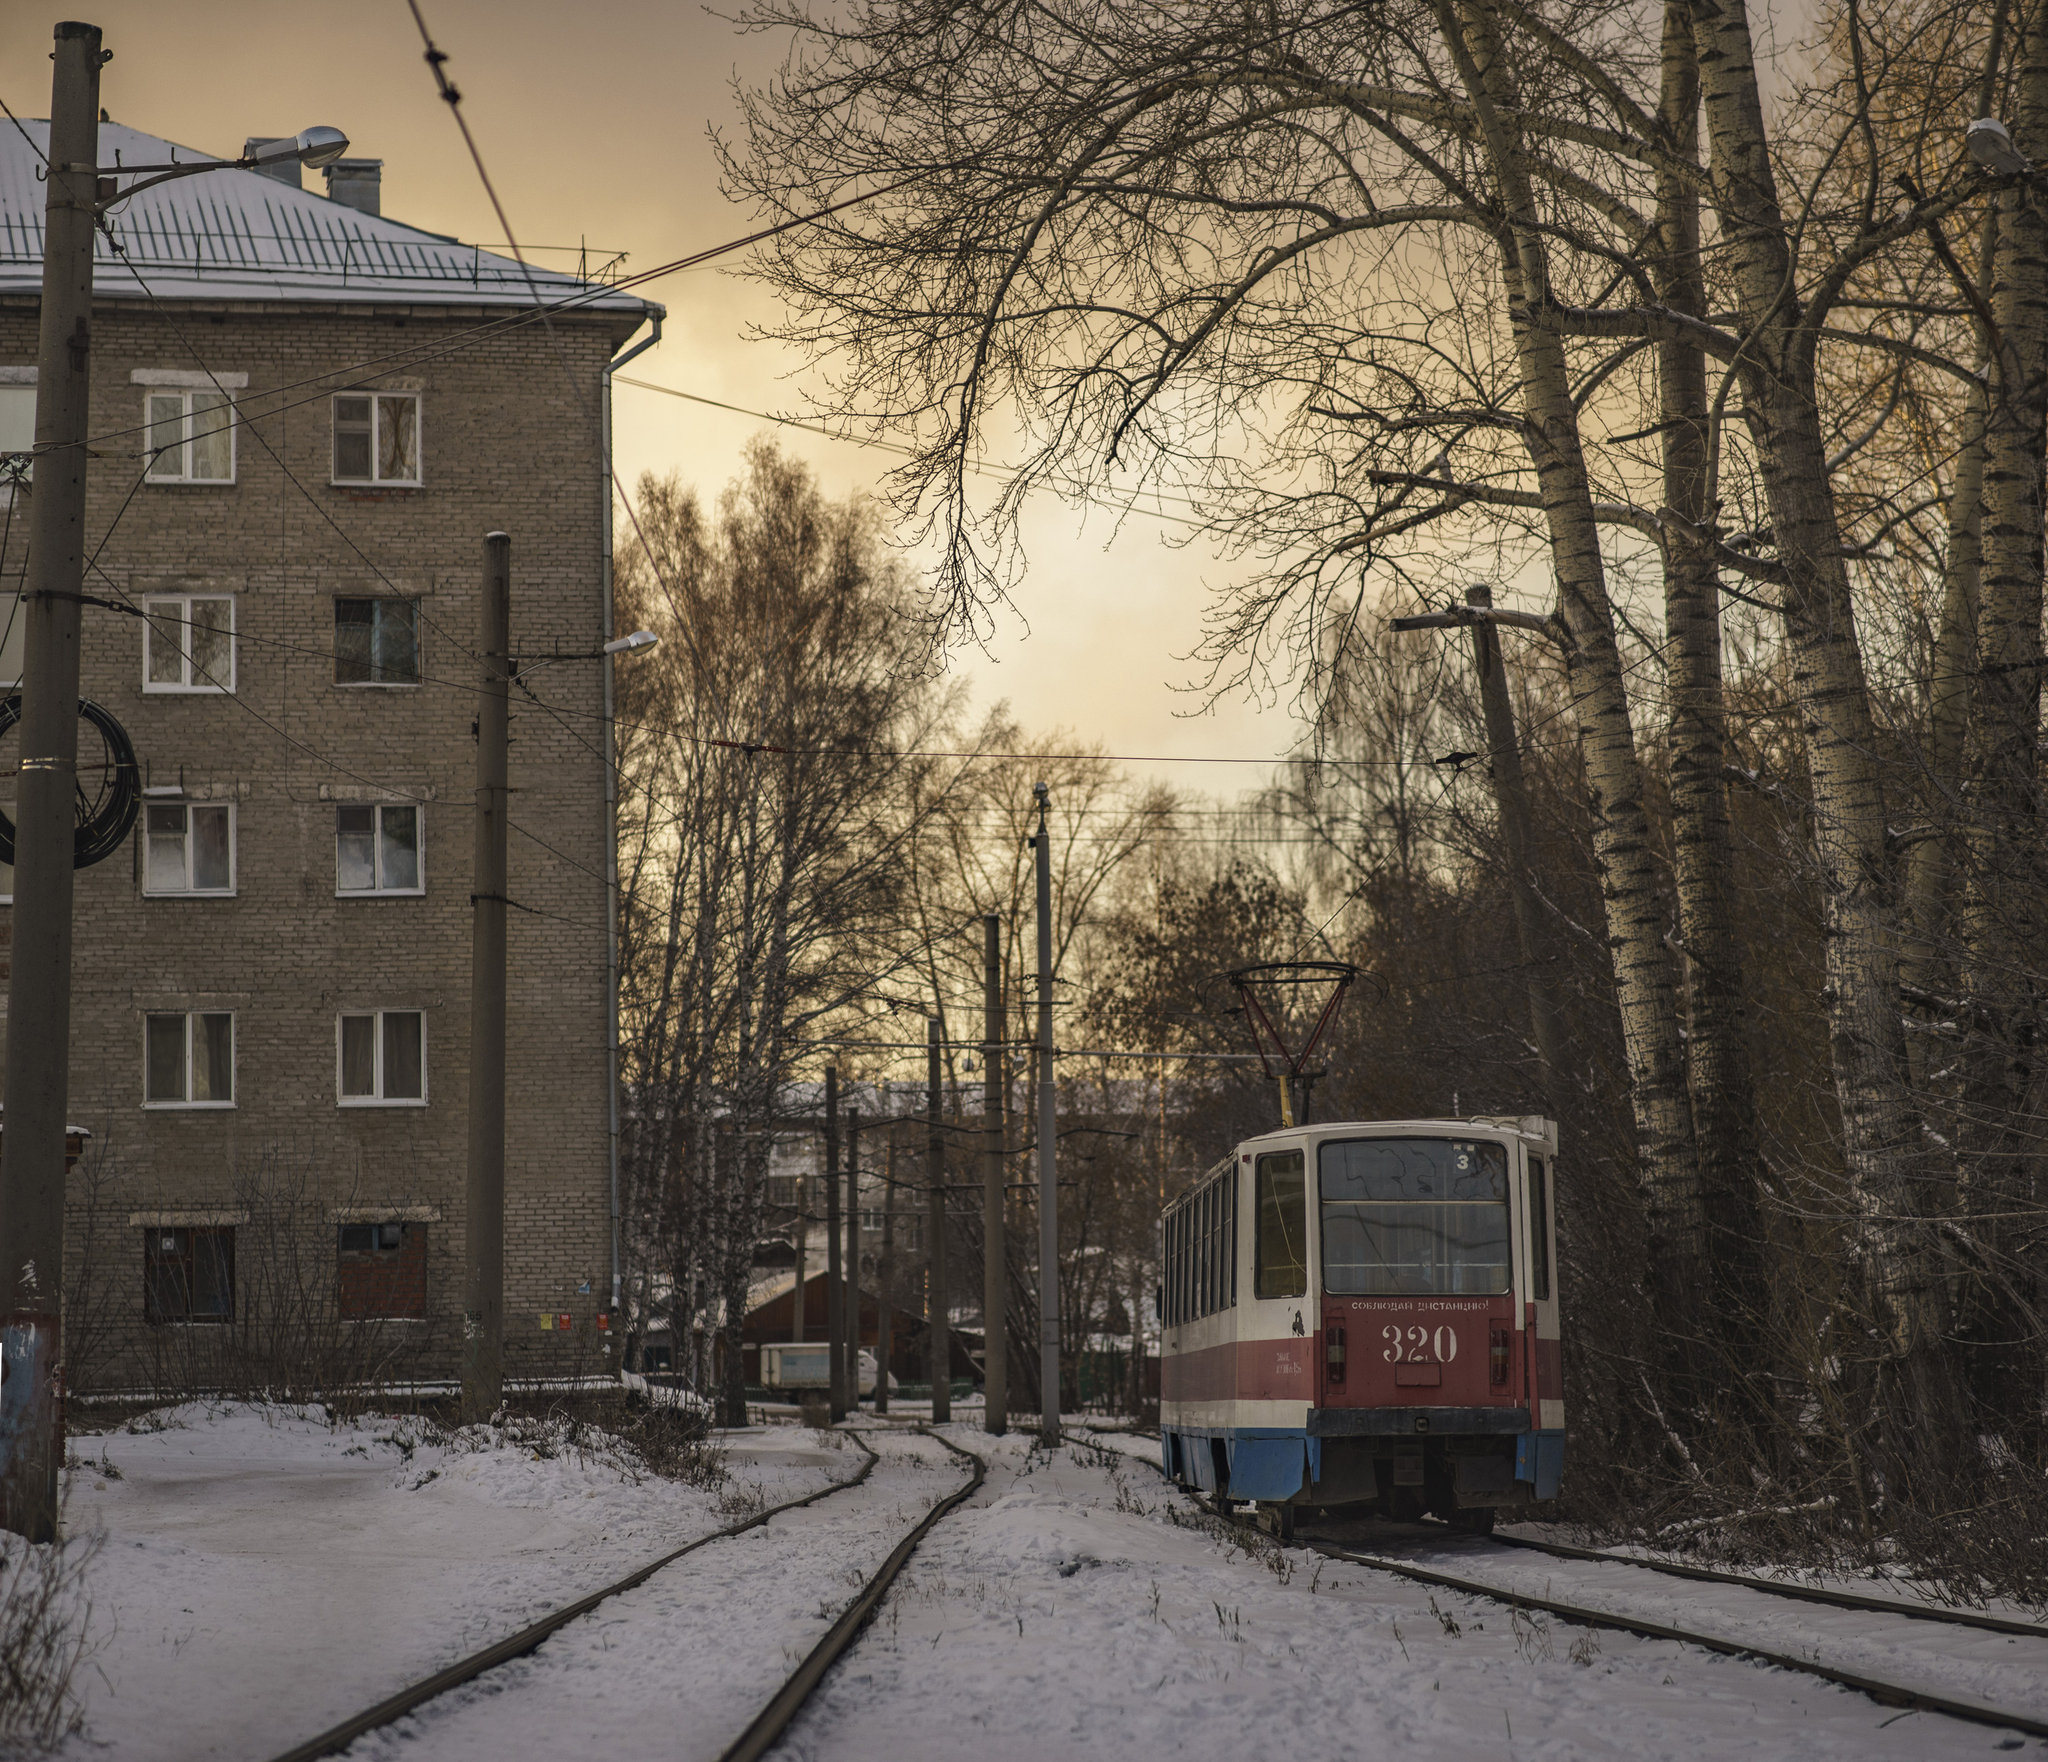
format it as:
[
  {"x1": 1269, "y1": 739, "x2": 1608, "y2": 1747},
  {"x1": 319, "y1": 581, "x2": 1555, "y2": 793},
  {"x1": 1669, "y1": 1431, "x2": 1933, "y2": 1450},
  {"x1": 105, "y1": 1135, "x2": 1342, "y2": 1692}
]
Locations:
[{"x1": 1164, "y1": 1412, "x2": 1566, "y2": 1504}]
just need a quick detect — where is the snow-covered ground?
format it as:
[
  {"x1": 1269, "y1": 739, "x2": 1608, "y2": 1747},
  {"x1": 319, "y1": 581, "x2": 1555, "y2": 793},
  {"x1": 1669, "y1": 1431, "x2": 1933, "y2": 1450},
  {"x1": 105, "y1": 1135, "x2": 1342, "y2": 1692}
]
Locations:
[
  {"x1": 42, "y1": 1406, "x2": 2046, "y2": 1760},
  {"x1": 53, "y1": 1404, "x2": 853, "y2": 1761}
]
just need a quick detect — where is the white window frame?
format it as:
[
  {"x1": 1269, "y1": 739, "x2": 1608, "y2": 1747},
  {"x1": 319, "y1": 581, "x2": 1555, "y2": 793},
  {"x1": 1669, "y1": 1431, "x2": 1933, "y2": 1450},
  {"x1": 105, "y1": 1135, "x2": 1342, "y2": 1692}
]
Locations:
[
  {"x1": 337, "y1": 1010, "x2": 428, "y2": 1108},
  {"x1": 330, "y1": 392, "x2": 422, "y2": 487},
  {"x1": 143, "y1": 388, "x2": 237, "y2": 484},
  {"x1": 0, "y1": 378, "x2": 33, "y2": 506},
  {"x1": 0, "y1": 591, "x2": 22, "y2": 688},
  {"x1": 142, "y1": 800, "x2": 236, "y2": 897},
  {"x1": 332, "y1": 598, "x2": 420, "y2": 688},
  {"x1": 334, "y1": 803, "x2": 424, "y2": 896},
  {"x1": 143, "y1": 1011, "x2": 236, "y2": 1110},
  {"x1": 143, "y1": 594, "x2": 236, "y2": 694}
]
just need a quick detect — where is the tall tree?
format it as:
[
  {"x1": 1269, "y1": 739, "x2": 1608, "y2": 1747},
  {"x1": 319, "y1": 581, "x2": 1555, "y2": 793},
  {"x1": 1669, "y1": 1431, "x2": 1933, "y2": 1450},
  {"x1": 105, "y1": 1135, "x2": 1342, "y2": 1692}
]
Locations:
[{"x1": 613, "y1": 441, "x2": 953, "y2": 1421}]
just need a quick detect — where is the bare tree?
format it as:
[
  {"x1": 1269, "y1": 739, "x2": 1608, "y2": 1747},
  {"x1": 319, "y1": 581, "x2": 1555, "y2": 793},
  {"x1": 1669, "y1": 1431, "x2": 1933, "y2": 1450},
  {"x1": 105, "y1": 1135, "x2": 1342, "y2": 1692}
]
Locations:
[{"x1": 613, "y1": 441, "x2": 956, "y2": 1422}]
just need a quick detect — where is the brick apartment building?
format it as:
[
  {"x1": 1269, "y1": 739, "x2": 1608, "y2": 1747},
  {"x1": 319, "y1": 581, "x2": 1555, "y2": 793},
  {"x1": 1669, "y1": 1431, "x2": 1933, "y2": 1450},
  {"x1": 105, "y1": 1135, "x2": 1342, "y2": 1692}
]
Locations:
[{"x1": 0, "y1": 119, "x2": 659, "y2": 1388}]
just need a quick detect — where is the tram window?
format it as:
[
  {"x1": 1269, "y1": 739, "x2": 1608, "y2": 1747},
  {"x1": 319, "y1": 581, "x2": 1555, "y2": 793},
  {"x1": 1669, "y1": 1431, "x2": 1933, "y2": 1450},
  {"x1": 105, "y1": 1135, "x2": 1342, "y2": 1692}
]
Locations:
[
  {"x1": 1254, "y1": 1151, "x2": 1308, "y2": 1299},
  {"x1": 1227, "y1": 1168, "x2": 1239, "y2": 1306},
  {"x1": 1318, "y1": 1138, "x2": 1511, "y2": 1296},
  {"x1": 1528, "y1": 1154, "x2": 1552, "y2": 1301}
]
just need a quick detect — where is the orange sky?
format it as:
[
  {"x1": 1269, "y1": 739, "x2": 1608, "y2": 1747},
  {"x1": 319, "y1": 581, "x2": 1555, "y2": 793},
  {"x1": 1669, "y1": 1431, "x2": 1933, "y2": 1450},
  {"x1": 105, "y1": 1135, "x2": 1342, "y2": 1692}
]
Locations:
[{"x1": 1, "y1": 2, "x2": 1307, "y2": 805}]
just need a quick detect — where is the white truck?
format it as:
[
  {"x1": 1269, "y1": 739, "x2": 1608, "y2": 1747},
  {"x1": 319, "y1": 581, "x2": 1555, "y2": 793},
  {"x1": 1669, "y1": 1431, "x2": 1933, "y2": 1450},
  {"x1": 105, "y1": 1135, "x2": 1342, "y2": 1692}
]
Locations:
[{"x1": 760, "y1": 1342, "x2": 889, "y2": 1395}]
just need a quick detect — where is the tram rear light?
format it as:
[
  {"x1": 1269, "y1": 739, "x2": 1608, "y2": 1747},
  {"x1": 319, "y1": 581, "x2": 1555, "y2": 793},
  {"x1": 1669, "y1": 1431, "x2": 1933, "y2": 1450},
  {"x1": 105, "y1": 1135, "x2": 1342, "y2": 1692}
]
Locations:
[
  {"x1": 1326, "y1": 1324, "x2": 1346, "y2": 1385},
  {"x1": 1489, "y1": 1323, "x2": 1511, "y2": 1387}
]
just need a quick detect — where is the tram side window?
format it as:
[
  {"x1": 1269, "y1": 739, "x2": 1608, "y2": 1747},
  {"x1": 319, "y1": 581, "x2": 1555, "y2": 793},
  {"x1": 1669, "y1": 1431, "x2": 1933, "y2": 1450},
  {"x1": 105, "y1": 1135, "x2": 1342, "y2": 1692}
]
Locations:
[
  {"x1": 1226, "y1": 1168, "x2": 1238, "y2": 1307},
  {"x1": 1254, "y1": 1151, "x2": 1307, "y2": 1299},
  {"x1": 1528, "y1": 1154, "x2": 1552, "y2": 1301},
  {"x1": 1196, "y1": 1180, "x2": 1212, "y2": 1311}
]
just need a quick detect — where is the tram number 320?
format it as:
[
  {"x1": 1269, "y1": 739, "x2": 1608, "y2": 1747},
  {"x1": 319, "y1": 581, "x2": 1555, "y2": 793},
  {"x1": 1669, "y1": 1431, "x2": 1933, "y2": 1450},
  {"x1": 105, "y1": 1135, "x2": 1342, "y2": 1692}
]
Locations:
[{"x1": 1383, "y1": 1324, "x2": 1460, "y2": 1363}]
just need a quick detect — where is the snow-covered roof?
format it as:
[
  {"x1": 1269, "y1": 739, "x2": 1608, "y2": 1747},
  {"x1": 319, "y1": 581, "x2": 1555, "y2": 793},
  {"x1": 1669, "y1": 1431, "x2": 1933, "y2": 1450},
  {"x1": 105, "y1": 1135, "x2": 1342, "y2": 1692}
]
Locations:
[{"x1": 0, "y1": 120, "x2": 656, "y2": 317}]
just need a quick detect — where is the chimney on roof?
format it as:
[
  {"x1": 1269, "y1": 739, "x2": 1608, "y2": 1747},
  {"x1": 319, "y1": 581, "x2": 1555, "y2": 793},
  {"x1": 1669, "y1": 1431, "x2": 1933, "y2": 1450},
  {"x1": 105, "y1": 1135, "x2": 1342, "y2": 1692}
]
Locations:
[
  {"x1": 323, "y1": 158, "x2": 383, "y2": 217},
  {"x1": 243, "y1": 138, "x2": 301, "y2": 190}
]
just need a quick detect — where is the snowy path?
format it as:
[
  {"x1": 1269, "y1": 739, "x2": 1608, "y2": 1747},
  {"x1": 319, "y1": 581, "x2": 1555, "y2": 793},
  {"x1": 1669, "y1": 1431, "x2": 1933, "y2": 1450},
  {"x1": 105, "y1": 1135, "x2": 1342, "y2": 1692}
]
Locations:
[
  {"x1": 49, "y1": 1411, "x2": 2046, "y2": 1760},
  {"x1": 56, "y1": 1406, "x2": 855, "y2": 1762},
  {"x1": 338, "y1": 1427, "x2": 968, "y2": 1761},
  {"x1": 763, "y1": 1428, "x2": 2034, "y2": 1760}
]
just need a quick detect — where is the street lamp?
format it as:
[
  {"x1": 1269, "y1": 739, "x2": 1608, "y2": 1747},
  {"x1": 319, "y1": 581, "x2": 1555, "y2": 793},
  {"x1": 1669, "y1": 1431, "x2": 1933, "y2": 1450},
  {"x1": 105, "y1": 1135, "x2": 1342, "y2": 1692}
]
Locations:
[
  {"x1": 1966, "y1": 118, "x2": 2029, "y2": 178},
  {"x1": 109, "y1": 125, "x2": 350, "y2": 199},
  {"x1": 0, "y1": 18, "x2": 347, "y2": 1541}
]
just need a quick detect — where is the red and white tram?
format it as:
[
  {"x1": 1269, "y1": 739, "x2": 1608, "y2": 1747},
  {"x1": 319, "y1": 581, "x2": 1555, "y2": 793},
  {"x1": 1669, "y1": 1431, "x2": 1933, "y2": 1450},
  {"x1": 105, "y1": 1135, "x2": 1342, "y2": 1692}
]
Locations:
[{"x1": 1158, "y1": 1116, "x2": 1564, "y2": 1536}]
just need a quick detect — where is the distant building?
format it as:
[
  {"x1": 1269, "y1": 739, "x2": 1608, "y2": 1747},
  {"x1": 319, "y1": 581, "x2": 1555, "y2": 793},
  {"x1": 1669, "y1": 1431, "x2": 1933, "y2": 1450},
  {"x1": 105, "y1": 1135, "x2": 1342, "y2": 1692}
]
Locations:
[{"x1": 0, "y1": 120, "x2": 660, "y2": 1387}]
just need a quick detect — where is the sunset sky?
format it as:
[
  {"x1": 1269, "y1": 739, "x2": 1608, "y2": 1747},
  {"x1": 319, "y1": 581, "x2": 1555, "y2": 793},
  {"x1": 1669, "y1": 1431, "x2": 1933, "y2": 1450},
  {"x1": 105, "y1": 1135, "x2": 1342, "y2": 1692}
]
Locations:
[{"x1": 0, "y1": 1, "x2": 1308, "y2": 805}]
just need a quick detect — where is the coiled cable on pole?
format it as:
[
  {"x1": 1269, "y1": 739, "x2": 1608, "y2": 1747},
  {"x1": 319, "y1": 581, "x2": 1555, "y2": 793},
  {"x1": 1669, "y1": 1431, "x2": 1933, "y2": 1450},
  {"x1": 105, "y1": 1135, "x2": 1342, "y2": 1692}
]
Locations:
[{"x1": 0, "y1": 695, "x2": 142, "y2": 869}]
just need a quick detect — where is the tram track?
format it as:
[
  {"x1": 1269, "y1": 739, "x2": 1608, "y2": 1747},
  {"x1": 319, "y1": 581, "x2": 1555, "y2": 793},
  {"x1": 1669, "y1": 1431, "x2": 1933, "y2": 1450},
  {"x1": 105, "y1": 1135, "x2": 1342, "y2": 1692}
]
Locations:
[
  {"x1": 1489, "y1": 1529, "x2": 2048, "y2": 1639},
  {"x1": 265, "y1": 1424, "x2": 985, "y2": 1762},
  {"x1": 1291, "y1": 1525, "x2": 2048, "y2": 1741}
]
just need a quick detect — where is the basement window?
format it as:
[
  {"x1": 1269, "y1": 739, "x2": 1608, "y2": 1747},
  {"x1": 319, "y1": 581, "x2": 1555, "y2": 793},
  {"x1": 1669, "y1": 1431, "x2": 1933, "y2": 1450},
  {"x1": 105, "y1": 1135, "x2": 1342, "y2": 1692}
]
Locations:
[
  {"x1": 337, "y1": 1221, "x2": 427, "y2": 1319},
  {"x1": 331, "y1": 393, "x2": 420, "y2": 485},
  {"x1": 145, "y1": 1226, "x2": 235, "y2": 1323},
  {"x1": 339, "y1": 1010, "x2": 426, "y2": 1105}
]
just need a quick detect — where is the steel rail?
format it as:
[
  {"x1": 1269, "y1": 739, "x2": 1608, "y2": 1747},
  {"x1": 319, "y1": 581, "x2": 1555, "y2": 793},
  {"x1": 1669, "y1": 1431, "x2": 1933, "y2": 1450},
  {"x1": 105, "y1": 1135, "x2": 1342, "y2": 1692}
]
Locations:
[
  {"x1": 716, "y1": 1429, "x2": 987, "y2": 1762},
  {"x1": 1490, "y1": 1530, "x2": 2048, "y2": 1640},
  {"x1": 1298, "y1": 1534, "x2": 2048, "y2": 1741},
  {"x1": 264, "y1": 1431, "x2": 884, "y2": 1762}
]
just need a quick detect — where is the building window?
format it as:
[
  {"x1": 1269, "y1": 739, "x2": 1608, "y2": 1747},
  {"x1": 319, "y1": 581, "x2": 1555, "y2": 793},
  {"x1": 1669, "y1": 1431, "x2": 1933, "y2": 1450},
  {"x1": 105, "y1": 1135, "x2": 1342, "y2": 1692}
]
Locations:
[
  {"x1": 335, "y1": 804, "x2": 421, "y2": 894},
  {"x1": 339, "y1": 1010, "x2": 425, "y2": 1105},
  {"x1": 0, "y1": 594, "x2": 22, "y2": 686},
  {"x1": 145, "y1": 389, "x2": 235, "y2": 483},
  {"x1": 337, "y1": 1222, "x2": 427, "y2": 1319},
  {"x1": 0, "y1": 384, "x2": 30, "y2": 503},
  {"x1": 144, "y1": 595, "x2": 235, "y2": 692},
  {"x1": 143, "y1": 802, "x2": 234, "y2": 896},
  {"x1": 331, "y1": 393, "x2": 419, "y2": 485},
  {"x1": 145, "y1": 1226, "x2": 234, "y2": 1323},
  {"x1": 334, "y1": 598, "x2": 419, "y2": 685},
  {"x1": 145, "y1": 1011, "x2": 234, "y2": 1107}
]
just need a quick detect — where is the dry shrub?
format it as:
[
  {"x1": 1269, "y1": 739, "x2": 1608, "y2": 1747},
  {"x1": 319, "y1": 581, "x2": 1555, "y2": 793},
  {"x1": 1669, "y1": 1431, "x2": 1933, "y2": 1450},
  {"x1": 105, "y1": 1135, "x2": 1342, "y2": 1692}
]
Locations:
[{"x1": 0, "y1": 1524, "x2": 100, "y2": 1756}]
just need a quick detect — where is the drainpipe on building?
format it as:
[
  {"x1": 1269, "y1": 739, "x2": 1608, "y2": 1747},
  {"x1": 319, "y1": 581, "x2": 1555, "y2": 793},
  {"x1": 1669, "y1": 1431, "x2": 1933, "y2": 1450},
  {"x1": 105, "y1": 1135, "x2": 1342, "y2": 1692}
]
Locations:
[{"x1": 600, "y1": 313, "x2": 662, "y2": 1358}]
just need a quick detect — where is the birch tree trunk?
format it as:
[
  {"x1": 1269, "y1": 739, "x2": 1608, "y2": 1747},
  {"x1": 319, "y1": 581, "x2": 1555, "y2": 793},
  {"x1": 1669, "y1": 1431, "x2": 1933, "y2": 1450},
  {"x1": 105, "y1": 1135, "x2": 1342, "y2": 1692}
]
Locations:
[
  {"x1": 1691, "y1": 0, "x2": 1962, "y2": 1484},
  {"x1": 1902, "y1": 387, "x2": 1986, "y2": 1051},
  {"x1": 1653, "y1": 0, "x2": 1767, "y2": 1354},
  {"x1": 1440, "y1": 0, "x2": 1703, "y2": 1305},
  {"x1": 1957, "y1": 4, "x2": 2048, "y2": 1434}
]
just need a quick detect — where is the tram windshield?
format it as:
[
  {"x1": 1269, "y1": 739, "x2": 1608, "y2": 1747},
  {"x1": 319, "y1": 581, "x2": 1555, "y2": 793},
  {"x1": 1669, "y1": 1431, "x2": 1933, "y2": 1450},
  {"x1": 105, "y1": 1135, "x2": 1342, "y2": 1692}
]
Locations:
[{"x1": 1318, "y1": 1138, "x2": 1512, "y2": 1295}]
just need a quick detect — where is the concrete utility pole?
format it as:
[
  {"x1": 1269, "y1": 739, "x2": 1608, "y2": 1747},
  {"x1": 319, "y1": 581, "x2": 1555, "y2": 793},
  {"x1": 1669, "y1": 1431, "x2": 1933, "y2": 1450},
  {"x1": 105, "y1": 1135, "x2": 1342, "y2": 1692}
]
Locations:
[
  {"x1": 926, "y1": 1018, "x2": 950, "y2": 1423},
  {"x1": 1461, "y1": 584, "x2": 1566, "y2": 1090},
  {"x1": 875, "y1": 1091, "x2": 893, "y2": 1415},
  {"x1": 845, "y1": 1106, "x2": 861, "y2": 1410},
  {"x1": 0, "y1": 21, "x2": 104, "y2": 1542},
  {"x1": 1032, "y1": 783, "x2": 1061, "y2": 1444},
  {"x1": 981, "y1": 914, "x2": 1007, "y2": 1434},
  {"x1": 1391, "y1": 585, "x2": 1569, "y2": 1095},
  {"x1": 825, "y1": 1066, "x2": 845, "y2": 1421},
  {"x1": 461, "y1": 534, "x2": 512, "y2": 1425},
  {"x1": 789, "y1": 1194, "x2": 805, "y2": 1345}
]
